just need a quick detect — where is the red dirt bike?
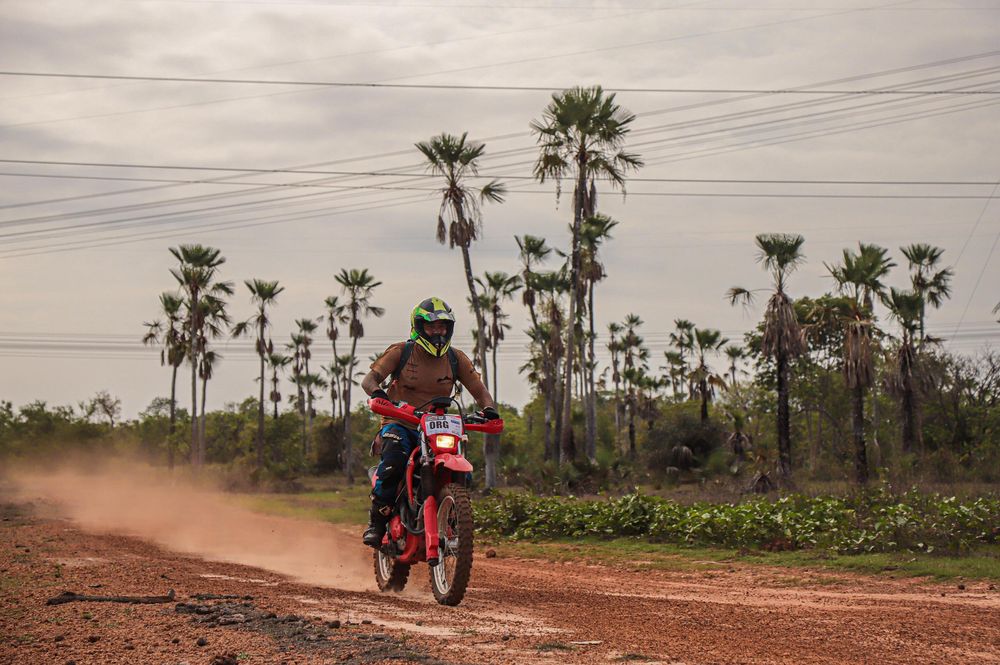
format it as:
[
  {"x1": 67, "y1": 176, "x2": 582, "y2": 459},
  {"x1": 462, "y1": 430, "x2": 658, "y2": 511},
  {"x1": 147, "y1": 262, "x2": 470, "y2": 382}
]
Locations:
[{"x1": 367, "y1": 395, "x2": 503, "y2": 606}]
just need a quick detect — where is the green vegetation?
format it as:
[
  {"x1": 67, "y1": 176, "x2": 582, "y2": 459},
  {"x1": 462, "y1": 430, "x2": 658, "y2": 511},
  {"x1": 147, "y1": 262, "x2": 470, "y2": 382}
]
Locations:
[
  {"x1": 475, "y1": 490, "x2": 1000, "y2": 555},
  {"x1": 488, "y1": 538, "x2": 1000, "y2": 581}
]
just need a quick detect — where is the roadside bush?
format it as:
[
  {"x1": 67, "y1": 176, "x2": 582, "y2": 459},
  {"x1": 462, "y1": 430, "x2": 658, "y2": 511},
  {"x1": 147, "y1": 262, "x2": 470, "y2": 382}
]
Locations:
[
  {"x1": 474, "y1": 488, "x2": 1000, "y2": 555},
  {"x1": 643, "y1": 403, "x2": 725, "y2": 476}
]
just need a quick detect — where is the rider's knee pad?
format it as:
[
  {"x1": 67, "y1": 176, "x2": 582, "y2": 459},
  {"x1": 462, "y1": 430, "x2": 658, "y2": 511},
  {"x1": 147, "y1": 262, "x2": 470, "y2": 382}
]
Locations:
[{"x1": 373, "y1": 445, "x2": 409, "y2": 503}]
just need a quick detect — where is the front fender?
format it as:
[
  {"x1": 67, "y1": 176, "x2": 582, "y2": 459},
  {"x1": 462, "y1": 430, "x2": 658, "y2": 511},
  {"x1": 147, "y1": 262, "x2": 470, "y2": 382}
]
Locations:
[{"x1": 433, "y1": 453, "x2": 473, "y2": 473}]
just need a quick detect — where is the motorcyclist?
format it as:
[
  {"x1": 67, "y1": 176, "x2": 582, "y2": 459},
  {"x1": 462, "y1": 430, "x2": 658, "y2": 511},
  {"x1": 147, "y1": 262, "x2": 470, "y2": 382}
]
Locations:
[{"x1": 360, "y1": 297, "x2": 498, "y2": 548}]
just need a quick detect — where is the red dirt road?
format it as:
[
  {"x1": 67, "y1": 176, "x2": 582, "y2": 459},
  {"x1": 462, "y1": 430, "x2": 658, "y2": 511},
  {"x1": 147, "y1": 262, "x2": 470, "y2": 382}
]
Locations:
[{"x1": 3, "y1": 476, "x2": 1000, "y2": 664}]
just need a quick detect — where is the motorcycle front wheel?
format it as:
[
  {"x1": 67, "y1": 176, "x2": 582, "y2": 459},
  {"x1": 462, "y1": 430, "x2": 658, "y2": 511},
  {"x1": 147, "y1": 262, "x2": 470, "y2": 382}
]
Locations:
[
  {"x1": 374, "y1": 548, "x2": 410, "y2": 592},
  {"x1": 429, "y1": 484, "x2": 474, "y2": 606}
]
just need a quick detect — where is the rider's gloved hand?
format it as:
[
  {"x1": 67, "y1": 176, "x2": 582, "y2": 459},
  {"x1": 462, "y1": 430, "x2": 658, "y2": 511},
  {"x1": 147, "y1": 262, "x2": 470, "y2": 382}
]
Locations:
[
  {"x1": 481, "y1": 406, "x2": 500, "y2": 421},
  {"x1": 370, "y1": 388, "x2": 390, "y2": 402}
]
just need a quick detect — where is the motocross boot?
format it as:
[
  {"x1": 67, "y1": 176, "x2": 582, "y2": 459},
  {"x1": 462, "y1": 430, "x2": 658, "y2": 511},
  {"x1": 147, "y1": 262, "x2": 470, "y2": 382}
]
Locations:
[{"x1": 362, "y1": 501, "x2": 391, "y2": 548}]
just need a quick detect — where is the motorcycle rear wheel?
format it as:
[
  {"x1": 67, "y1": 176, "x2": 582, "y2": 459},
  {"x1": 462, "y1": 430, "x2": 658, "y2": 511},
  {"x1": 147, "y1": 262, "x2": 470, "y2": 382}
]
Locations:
[
  {"x1": 374, "y1": 548, "x2": 410, "y2": 592},
  {"x1": 429, "y1": 485, "x2": 474, "y2": 606}
]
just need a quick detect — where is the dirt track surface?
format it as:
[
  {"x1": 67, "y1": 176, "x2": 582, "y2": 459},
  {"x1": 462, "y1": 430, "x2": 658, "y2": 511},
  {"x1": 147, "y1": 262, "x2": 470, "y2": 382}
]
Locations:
[{"x1": 3, "y1": 498, "x2": 1000, "y2": 664}]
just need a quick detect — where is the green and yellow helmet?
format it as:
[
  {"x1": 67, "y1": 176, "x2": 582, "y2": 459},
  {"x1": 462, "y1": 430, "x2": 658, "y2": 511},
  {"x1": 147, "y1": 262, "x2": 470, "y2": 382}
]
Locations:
[{"x1": 410, "y1": 297, "x2": 456, "y2": 357}]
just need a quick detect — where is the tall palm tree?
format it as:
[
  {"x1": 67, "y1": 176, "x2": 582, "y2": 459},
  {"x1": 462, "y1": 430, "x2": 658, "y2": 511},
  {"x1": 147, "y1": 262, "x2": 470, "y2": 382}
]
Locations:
[
  {"x1": 323, "y1": 296, "x2": 348, "y2": 420},
  {"x1": 232, "y1": 279, "x2": 284, "y2": 471},
  {"x1": 668, "y1": 319, "x2": 695, "y2": 398},
  {"x1": 901, "y1": 243, "x2": 953, "y2": 343},
  {"x1": 515, "y1": 234, "x2": 554, "y2": 454},
  {"x1": 288, "y1": 332, "x2": 308, "y2": 453},
  {"x1": 416, "y1": 132, "x2": 506, "y2": 387},
  {"x1": 192, "y1": 295, "x2": 229, "y2": 466},
  {"x1": 336, "y1": 268, "x2": 384, "y2": 485},
  {"x1": 536, "y1": 269, "x2": 570, "y2": 460},
  {"x1": 142, "y1": 291, "x2": 187, "y2": 470},
  {"x1": 266, "y1": 351, "x2": 290, "y2": 420},
  {"x1": 294, "y1": 318, "x2": 320, "y2": 455},
  {"x1": 728, "y1": 233, "x2": 807, "y2": 482},
  {"x1": 532, "y1": 86, "x2": 643, "y2": 463},
  {"x1": 198, "y1": 349, "x2": 221, "y2": 463},
  {"x1": 620, "y1": 313, "x2": 645, "y2": 457},
  {"x1": 724, "y1": 345, "x2": 746, "y2": 388},
  {"x1": 607, "y1": 322, "x2": 624, "y2": 435},
  {"x1": 826, "y1": 243, "x2": 894, "y2": 485},
  {"x1": 690, "y1": 328, "x2": 729, "y2": 422},
  {"x1": 661, "y1": 350, "x2": 686, "y2": 399},
  {"x1": 169, "y1": 244, "x2": 233, "y2": 468},
  {"x1": 580, "y1": 213, "x2": 619, "y2": 461},
  {"x1": 885, "y1": 288, "x2": 924, "y2": 454},
  {"x1": 475, "y1": 271, "x2": 522, "y2": 401},
  {"x1": 417, "y1": 133, "x2": 506, "y2": 488}
]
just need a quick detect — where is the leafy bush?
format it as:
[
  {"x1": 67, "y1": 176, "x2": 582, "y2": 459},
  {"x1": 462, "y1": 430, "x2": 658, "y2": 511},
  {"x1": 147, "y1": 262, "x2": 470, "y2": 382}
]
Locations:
[
  {"x1": 474, "y1": 488, "x2": 1000, "y2": 554},
  {"x1": 643, "y1": 403, "x2": 725, "y2": 474}
]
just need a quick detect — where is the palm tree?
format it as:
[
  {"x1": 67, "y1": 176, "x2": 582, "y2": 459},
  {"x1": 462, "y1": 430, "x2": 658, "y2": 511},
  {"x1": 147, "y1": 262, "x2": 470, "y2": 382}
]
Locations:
[
  {"x1": 198, "y1": 349, "x2": 221, "y2": 462},
  {"x1": 417, "y1": 133, "x2": 506, "y2": 488},
  {"x1": 299, "y1": 372, "x2": 327, "y2": 460},
  {"x1": 901, "y1": 243, "x2": 953, "y2": 343},
  {"x1": 475, "y1": 271, "x2": 522, "y2": 401},
  {"x1": 232, "y1": 279, "x2": 284, "y2": 471},
  {"x1": 169, "y1": 244, "x2": 233, "y2": 468},
  {"x1": 193, "y1": 293, "x2": 230, "y2": 466},
  {"x1": 142, "y1": 291, "x2": 186, "y2": 470},
  {"x1": 516, "y1": 234, "x2": 554, "y2": 454},
  {"x1": 294, "y1": 318, "x2": 320, "y2": 455},
  {"x1": 580, "y1": 213, "x2": 618, "y2": 462},
  {"x1": 336, "y1": 268, "x2": 384, "y2": 485},
  {"x1": 531, "y1": 86, "x2": 643, "y2": 463},
  {"x1": 826, "y1": 243, "x2": 895, "y2": 485},
  {"x1": 668, "y1": 319, "x2": 695, "y2": 398},
  {"x1": 620, "y1": 313, "x2": 645, "y2": 457},
  {"x1": 724, "y1": 345, "x2": 746, "y2": 388},
  {"x1": 885, "y1": 288, "x2": 924, "y2": 454},
  {"x1": 323, "y1": 296, "x2": 348, "y2": 420},
  {"x1": 607, "y1": 322, "x2": 624, "y2": 435},
  {"x1": 661, "y1": 350, "x2": 686, "y2": 399},
  {"x1": 266, "y1": 351, "x2": 290, "y2": 419},
  {"x1": 728, "y1": 233, "x2": 807, "y2": 481},
  {"x1": 416, "y1": 132, "x2": 506, "y2": 387},
  {"x1": 690, "y1": 328, "x2": 729, "y2": 422}
]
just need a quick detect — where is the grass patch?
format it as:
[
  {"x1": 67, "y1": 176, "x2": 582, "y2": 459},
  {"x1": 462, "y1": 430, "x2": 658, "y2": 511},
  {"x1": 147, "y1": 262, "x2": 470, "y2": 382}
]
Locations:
[
  {"x1": 231, "y1": 484, "x2": 371, "y2": 525},
  {"x1": 486, "y1": 537, "x2": 1000, "y2": 581}
]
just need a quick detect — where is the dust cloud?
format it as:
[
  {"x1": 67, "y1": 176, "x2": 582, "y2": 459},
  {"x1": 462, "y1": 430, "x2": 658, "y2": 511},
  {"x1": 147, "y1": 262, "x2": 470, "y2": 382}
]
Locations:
[{"x1": 5, "y1": 462, "x2": 374, "y2": 592}]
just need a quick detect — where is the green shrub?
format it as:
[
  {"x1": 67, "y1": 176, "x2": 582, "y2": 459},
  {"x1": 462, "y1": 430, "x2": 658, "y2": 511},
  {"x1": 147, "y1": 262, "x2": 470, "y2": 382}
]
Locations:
[{"x1": 473, "y1": 488, "x2": 1000, "y2": 554}]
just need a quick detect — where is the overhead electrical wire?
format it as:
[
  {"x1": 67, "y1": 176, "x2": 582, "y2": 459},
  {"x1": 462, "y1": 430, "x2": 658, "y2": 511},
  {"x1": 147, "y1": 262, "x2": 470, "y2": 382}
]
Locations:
[
  {"x1": 0, "y1": 0, "x2": 961, "y2": 131},
  {"x1": 4, "y1": 51, "x2": 997, "y2": 216},
  {"x1": 4, "y1": 70, "x2": 998, "y2": 95}
]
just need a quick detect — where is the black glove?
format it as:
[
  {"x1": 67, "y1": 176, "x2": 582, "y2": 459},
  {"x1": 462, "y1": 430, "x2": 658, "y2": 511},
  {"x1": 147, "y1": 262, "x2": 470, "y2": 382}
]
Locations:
[
  {"x1": 481, "y1": 406, "x2": 500, "y2": 421},
  {"x1": 370, "y1": 389, "x2": 390, "y2": 402}
]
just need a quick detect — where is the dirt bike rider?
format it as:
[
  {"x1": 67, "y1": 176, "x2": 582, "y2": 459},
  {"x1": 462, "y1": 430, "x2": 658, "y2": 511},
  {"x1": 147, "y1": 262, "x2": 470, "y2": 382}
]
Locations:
[{"x1": 360, "y1": 297, "x2": 498, "y2": 548}]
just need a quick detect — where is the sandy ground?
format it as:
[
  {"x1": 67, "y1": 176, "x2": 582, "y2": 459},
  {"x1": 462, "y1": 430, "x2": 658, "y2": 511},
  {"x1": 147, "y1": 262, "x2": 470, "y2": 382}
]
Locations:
[{"x1": 2, "y1": 469, "x2": 1000, "y2": 665}]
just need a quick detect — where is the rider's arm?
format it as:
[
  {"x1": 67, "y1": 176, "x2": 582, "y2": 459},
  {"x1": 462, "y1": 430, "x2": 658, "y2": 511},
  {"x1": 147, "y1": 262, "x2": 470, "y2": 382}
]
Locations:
[
  {"x1": 455, "y1": 350, "x2": 496, "y2": 409},
  {"x1": 364, "y1": 343, "x2": 404, "y2": 396},
  {"x1": 361, "y1": 369, "x2": 385, "y2": 397}
]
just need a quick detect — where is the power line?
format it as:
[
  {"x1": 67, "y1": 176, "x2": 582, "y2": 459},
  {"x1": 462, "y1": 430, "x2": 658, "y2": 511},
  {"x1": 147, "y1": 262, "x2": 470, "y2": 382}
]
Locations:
[
  {"x1": 3, "y1": 160, "x2": 995, "y2": 186},
  {"x1": 4, "y1": 70, "x2": 999, "y2": 95}
]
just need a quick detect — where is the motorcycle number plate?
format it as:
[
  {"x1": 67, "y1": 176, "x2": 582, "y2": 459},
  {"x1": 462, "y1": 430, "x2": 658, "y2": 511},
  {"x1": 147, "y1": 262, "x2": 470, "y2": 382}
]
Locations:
[{"x1": 422, "y1": 414, "x2": 463, "y2": 437}]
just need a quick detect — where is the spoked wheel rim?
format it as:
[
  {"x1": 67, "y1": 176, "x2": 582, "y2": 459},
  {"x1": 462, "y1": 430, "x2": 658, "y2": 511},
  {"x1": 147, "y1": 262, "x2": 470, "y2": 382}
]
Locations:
[
  {"x1": 432, "y1": 494, "x2": 458, "y2": 595},
  {"x1": 376, "y1": 549, "x2": 393, "y2": 581}
]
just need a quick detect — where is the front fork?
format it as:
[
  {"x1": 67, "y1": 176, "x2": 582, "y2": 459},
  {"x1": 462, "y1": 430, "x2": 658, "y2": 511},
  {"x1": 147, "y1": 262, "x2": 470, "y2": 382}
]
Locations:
[{"x1": 419, "y1": 437, "x2": 440, "y2": 566}]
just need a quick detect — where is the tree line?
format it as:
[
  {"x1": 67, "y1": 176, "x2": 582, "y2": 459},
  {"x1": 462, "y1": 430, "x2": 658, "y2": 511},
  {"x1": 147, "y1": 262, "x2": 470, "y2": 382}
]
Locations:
[{"x1": 4, "y1": 84, "x2": 998, "y2": 491}]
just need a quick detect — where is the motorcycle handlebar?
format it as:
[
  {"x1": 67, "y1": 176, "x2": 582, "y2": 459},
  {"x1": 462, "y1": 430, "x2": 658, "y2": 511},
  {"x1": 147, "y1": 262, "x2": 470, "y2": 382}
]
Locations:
[{"x1": 367, "y1": 397, "x2": 504, "y2": 434}]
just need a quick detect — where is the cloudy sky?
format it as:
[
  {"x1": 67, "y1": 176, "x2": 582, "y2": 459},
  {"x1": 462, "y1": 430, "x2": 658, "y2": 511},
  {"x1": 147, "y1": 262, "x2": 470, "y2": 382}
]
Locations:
[{"x1": 1, "y1": 0, "x2": 998, "y2": 418}]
